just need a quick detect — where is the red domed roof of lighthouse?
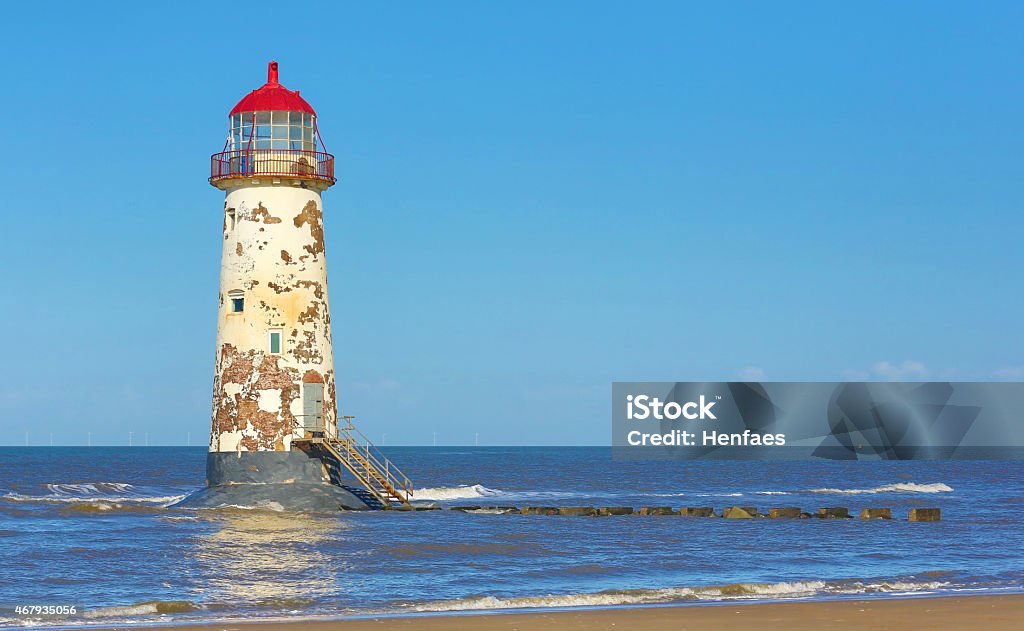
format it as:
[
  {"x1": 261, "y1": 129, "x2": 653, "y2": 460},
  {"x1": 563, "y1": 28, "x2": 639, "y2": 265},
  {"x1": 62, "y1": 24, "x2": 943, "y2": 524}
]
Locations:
[{"x1": 229, "y1": 61, "x2": 316, "y2": 116}]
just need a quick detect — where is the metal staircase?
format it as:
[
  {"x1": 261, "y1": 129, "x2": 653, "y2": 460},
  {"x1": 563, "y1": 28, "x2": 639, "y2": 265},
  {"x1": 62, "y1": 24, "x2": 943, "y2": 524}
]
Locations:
[{"x1": 293, "y1": 416, "x2": 414, "y2": 509}]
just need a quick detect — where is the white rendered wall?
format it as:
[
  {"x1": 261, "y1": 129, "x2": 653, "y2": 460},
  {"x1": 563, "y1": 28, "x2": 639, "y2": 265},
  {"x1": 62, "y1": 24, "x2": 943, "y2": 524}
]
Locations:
[{"x1": 210, "y1": 183, "x2": 337, "y2": 453}]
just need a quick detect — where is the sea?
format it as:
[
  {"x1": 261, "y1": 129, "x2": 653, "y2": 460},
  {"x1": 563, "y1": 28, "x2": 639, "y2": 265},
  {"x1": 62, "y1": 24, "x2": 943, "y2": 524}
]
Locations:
[{"x1": 1, "y1": 446, "x2": 1022, "y2": 627}]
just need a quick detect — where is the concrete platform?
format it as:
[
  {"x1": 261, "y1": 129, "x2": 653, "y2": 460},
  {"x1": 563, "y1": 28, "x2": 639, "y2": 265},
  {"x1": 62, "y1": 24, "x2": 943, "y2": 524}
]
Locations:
[
  {"x1": 172, "y1": 450, "x2": 370, "y2": 511},
  {"x1": 173, "y1": 482, "x2": 369, "y2": 511}
]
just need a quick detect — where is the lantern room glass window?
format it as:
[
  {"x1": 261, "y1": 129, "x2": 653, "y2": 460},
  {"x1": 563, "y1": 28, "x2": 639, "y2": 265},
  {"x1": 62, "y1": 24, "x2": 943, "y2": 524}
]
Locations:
[{"x1": 230, "y1": 111, "x2": 315, "y2": 152}]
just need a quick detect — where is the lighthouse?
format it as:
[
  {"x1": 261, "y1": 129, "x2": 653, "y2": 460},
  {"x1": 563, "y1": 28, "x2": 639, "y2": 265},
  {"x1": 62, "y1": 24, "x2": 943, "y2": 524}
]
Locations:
[{"x1": 177, "y1": 62, "x2": 413, "y2": 511}]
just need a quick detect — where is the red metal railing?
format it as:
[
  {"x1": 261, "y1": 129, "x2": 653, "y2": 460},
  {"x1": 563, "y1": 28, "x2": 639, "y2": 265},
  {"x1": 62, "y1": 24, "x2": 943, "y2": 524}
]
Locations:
[{"x1": 210, "y1": 149, "x2": 336, "y2": 184}]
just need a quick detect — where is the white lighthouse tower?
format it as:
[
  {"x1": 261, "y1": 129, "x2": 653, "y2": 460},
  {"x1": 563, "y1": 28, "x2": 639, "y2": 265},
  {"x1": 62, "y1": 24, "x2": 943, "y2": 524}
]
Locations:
[{"x1": 178, "y1": 61, "x2": 413, "y2": 511}]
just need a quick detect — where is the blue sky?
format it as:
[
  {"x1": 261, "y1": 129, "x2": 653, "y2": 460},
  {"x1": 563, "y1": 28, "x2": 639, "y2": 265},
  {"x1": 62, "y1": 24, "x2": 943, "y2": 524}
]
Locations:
[{"x1": 1, "y1": 2, "x2": 1021, "y2": 446}]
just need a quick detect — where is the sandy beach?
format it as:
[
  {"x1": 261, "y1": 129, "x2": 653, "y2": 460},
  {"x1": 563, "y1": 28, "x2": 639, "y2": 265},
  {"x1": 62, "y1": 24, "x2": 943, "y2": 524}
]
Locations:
[{"x1": 91, "y1": 595, "x2": 1022, "y2": 631}]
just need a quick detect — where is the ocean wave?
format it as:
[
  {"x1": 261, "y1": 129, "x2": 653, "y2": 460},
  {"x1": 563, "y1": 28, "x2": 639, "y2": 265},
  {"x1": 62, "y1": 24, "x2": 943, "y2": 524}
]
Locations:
[
  {"x1": 413, "y1": 486, "x2": 814, "y2": 502},
  {"x1": 83, "y1": 600, "x2": 200, "y2": 618},
  {"x1": 807, "y1": 483, "x2": 953, "y2": 495},
  {"x1": 58, "y1": 502, "x2": 170, "y2": 515},
  {"x1": 1, "y1": 482, "x2": 186, "y2": 507},
  {"x1": 453, "y1": 507, "x2": 517, "y2": 514},
  {"x1": 209, "y1": 501, "x2": 286, "y2": 512},
  {"x1": 3, "y1": 492, "x2": 186, "y2": 506},
  {"x1": 49, "y1": 482, "x2": 135, "y2": 495},
  {"x1": 413, "y1": 484, "x2": 504, "y2": 501},
  {"x1": 409, "y1": 578, "x2": 951, "y2": 612},
  {"x1": 412, "y1": 484, "x2": 605, "y2": 502}
]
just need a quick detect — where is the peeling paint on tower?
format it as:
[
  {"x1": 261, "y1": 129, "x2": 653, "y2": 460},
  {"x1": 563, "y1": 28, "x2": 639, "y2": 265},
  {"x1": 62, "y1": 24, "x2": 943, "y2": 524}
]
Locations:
[
  {"x1": 294, "y1": 200, "x2": 325, "y2": 257},
  {"x1": 251, "y1": 202, "x2": 283, "y2": 224},
  {"x1": 208, "y1": 137, "x2": 338, "y2": 455}
]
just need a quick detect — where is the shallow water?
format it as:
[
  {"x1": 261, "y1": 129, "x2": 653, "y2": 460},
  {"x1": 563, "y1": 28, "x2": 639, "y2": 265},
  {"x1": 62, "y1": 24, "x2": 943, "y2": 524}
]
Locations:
[{"x1": 0, "y1": 446, "x2": 1022, "y2": 626}]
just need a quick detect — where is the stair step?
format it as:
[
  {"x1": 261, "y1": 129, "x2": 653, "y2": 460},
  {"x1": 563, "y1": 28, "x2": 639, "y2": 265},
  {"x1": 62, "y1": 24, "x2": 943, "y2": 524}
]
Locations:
[{"x1": 312, "y1": 433, "x2": 412, "y2": 508}]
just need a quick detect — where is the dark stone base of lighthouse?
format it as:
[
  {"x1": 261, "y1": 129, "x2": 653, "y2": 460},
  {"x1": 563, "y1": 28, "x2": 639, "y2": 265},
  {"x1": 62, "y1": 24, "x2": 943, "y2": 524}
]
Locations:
[{"x1": 172, "y1": 450, "x2": 371, "y2": 512}]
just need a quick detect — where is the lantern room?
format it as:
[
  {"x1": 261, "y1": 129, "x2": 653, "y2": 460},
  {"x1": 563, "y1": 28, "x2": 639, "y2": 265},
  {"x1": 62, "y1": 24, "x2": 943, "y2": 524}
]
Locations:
[
  {"x1": 210, "y1": 61, "x2": 336, "y2": 188},
  {"x1": 228, "y1": 111, "x2": 316, "y2": 152}
]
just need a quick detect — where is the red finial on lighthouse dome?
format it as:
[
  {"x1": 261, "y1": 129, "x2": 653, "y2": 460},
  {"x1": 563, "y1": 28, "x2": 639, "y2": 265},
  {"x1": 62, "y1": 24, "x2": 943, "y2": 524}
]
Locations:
[{"x1": 229, "y1": 60, "x2": 315, "y2": 116}]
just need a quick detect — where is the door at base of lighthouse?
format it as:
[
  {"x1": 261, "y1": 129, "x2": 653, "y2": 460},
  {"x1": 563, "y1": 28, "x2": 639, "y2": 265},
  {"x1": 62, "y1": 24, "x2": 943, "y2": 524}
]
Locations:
[{"x1": 302, "y1": 383, "x2": 324, "y2": 434}]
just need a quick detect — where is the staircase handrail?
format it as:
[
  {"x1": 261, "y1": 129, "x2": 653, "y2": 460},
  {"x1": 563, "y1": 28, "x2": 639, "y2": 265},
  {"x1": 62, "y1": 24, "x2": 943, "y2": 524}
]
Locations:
[
  {"x1": 292, "y1": 415, "x2": 414, "y2": 502},
  {"x1": 337, "y1": 424, "x2": 414, "y2": 499}
]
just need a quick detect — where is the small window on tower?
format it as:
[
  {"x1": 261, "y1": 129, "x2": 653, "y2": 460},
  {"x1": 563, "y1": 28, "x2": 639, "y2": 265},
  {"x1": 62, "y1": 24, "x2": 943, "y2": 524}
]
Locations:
[
  {"x1": 269, "y1": 330, "x2": 282, "y2": 354},
  {"x1": 228, "y1": 290, "x2": 244, "y2": 313},
  {"x1": 226, "y1": 208, "x2": 236, "y2": 231}
]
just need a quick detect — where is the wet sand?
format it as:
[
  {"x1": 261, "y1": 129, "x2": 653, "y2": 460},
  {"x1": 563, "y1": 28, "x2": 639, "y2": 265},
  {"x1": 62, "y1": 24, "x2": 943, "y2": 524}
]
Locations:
[{"x1": 96, "y1": 594, "x2": 1022, "y2": 630}]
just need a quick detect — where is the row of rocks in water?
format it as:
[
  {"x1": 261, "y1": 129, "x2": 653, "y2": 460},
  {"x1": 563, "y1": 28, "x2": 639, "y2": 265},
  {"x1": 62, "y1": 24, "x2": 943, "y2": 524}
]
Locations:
[{"x1": 437, "y1": 505, "x2": 941, "y2": 521}]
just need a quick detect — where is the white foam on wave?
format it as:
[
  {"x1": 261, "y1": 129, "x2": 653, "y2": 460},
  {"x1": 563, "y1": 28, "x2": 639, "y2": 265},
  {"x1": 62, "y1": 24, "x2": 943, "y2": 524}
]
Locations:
[
  {"x1": 807, "y1": 483, "x2": 953, "y2": 495},
  {"x1": 48, "y1": 482, "x2": 135, "y2": 495},
  {"x1": 1, "y1": 482, "x2": 186, "y2": 506},
  {"x1": 857, "y1": 580, "x2": 950, "y2": 593},
  {"x1": 412, "y1": 484, "x2": 504, "y2": 501},
  {"x1": 412, "y1": 484, "x2": 594, "y2": 502},
  {"x1": 409, "y1": 482, "x2": 952, "y2": 503},
  {"x1": 3, "y1": 492, "x2": 187, "y2": 506},
  {"x1": 83, "y1": 603, "x2": 162, "y2": 618},
  {"x1": 206, "y1": 501, "x2": 286, "y2": 512},
  {"x1": 409, "y1": 578, "x2": 951, "y2": 612},
  {"x1": 82, "y1": 600, "x2": 199, "y2": 618}
]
